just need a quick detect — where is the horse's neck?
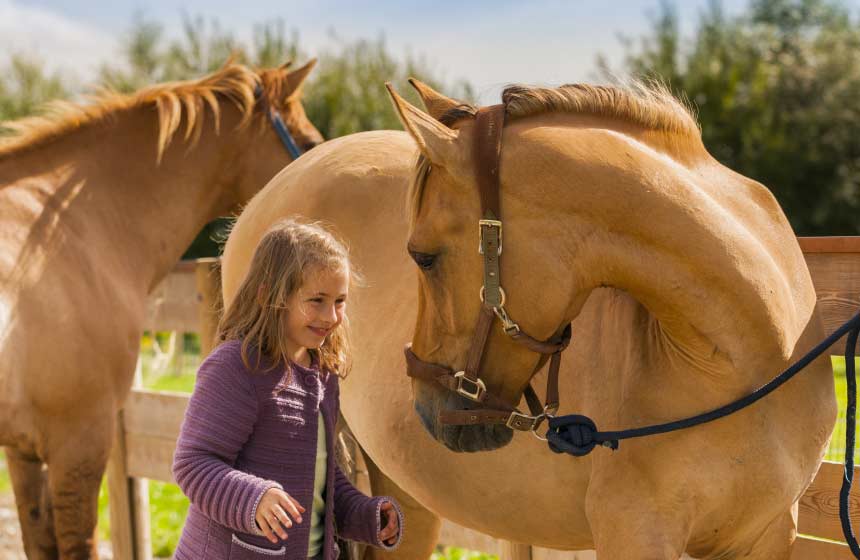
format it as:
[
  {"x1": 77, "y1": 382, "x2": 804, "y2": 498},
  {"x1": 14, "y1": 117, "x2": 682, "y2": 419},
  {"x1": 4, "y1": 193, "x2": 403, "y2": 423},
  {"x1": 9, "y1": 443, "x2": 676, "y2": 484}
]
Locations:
[
  {"x1": 545, "y1": 144, "x2": 817, "y2": 382},
  {"x1": 3, "y1": 107, "x2": 243, "y2": 293}
]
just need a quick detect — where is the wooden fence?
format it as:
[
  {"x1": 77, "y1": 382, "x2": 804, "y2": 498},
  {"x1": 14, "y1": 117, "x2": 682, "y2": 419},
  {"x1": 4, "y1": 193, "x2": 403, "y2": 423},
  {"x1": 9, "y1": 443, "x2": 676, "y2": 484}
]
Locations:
[{"x1": 107, "y1": 238, "x2": 860, "y2": 559}]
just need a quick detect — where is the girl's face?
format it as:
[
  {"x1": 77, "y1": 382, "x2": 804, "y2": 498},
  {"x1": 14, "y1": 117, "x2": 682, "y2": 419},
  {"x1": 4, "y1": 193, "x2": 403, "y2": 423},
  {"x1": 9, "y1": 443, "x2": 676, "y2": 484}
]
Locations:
[{"x1": 283, "y1": 266, "x2": 349, "y2": 355}]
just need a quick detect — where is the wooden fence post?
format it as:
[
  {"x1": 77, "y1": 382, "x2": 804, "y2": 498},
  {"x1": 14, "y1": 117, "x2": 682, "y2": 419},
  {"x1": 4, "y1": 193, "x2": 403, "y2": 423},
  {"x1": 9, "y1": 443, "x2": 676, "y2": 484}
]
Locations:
[
  {"x1": 195, "y1": 257, "x2": 222, "y2": 358},
  {"x1": 107, "y1": 357, "x2": 151, "y2": 559},
  {"x1": 501, "y1": 541, "x2": 533, "y2": 560}
]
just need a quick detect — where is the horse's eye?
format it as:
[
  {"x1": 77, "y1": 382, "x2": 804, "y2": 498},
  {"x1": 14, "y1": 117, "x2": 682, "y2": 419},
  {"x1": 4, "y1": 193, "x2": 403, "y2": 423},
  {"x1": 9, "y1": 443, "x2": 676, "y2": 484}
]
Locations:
[{"x1": 409, "y1": 250, "x2": 437, "y2": 271}]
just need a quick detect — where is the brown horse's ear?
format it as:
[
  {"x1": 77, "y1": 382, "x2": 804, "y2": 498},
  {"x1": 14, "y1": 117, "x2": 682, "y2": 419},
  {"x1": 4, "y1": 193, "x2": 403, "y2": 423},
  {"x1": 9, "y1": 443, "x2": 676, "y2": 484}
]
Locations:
[
  {"x1": 408, "y1": 78, "x2": 459, "y2": 120},
  {"x1": 386, "y1": 82, "x2": 460, "y2": 166},
  {"x1": 285, "y1": 58, "x2": 317, "y2": 98},
  {"x1": 279, "y1": 60, "x2": 293, "y2": 71}
]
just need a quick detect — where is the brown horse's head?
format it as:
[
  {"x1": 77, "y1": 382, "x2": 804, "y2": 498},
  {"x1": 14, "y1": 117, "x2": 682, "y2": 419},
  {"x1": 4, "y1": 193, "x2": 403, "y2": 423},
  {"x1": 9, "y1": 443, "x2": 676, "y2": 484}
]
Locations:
[
  {"x1": 387, "y1": 82, "x2": 583, "y2": 452},
  {"x1": 232, "y1": 59, "x2": 324, "y2": 203}
]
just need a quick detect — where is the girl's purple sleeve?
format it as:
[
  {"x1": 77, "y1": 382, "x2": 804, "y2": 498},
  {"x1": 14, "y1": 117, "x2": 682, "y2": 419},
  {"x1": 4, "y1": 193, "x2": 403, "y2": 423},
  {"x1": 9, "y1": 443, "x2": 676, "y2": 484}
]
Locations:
[
  {"x1": 172, "y1": 346, "x2": 281, "y2": 536},
  {"x1": 333, "y1": 464, "x2": 404, "y2": 550},
  {"x1": 330, "y1": 378, "x2": 404, "y2": 549}
]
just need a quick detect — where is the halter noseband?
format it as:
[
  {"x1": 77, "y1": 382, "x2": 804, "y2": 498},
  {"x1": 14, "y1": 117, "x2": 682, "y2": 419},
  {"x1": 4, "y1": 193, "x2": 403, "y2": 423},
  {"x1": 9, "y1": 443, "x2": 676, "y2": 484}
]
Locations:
[{"x1": 404, "y1": 104, "x2": 573, "y2": 437}]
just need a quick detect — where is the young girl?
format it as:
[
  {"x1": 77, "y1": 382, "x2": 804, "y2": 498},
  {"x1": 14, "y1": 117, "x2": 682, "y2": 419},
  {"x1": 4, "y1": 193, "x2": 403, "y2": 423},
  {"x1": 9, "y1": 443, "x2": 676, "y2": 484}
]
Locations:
[{"x1": 172, "y1": 218, "x2": 403, "y2": 560}]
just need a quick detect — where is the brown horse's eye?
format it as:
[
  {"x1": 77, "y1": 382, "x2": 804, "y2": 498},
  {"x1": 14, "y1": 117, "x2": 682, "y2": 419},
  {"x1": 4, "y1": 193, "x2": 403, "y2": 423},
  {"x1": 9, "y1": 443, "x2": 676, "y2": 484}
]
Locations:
[{"x1": 409, "y1": 250, "x2": 437, "y2": 271}]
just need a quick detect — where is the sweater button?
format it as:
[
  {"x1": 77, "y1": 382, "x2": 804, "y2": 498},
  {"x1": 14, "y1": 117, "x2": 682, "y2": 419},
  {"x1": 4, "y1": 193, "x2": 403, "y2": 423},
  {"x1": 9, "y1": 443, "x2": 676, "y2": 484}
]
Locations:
[{"x1": 304, "y1": 374, "x2": 317, "y2": 386}]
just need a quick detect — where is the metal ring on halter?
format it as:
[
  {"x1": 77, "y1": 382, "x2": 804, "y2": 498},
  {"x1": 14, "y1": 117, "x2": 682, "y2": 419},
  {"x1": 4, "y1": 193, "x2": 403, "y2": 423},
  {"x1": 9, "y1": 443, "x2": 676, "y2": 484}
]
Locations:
[
  {"x1": 479, "y1": 285, "x2": 507, "y2": 306},
  {"x1": 531, "y1": 408, "x2": 557, "y2": 441}
]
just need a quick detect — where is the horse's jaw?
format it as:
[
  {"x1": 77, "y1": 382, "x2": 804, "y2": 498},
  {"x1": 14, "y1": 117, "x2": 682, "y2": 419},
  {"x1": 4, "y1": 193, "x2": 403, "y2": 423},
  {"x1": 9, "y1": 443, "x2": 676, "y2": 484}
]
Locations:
[{"x1": 413, "y1": 388, "x2": 514, "y2": 452}]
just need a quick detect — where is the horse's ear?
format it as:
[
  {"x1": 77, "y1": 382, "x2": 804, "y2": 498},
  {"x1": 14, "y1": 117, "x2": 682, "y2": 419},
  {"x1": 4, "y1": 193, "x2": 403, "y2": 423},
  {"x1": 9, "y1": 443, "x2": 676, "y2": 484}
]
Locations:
[
  {"x1": 279, "y1": 60, "x2": 293, "y2": 71},
  {"x1": 386, "y1": 83, "x2": 459, "y2": 166},
  {"x1": 285, "y1": 58, "x2": 317, "y2": 98},
  {"x1": 408, "y1": 78, "x2": 459, "y2": 120}
]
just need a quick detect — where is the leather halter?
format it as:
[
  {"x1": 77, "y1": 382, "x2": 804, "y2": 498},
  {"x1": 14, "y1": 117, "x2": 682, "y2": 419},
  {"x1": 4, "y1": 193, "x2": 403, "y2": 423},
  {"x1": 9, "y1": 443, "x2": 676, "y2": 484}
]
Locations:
[
  {"x1": 254, "y1": 85, "x2": 305, "y2": 159},
  {"x1": 404, "y1": 104, "x2": 572, "y2": 435}
]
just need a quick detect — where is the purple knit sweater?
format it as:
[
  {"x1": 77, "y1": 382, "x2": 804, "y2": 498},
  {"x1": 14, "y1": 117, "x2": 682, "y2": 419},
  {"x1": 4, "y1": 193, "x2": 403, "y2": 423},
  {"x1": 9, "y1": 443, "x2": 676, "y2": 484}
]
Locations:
[{"x1": 172, "y1": 340, "x2": 403, "y2": 560}]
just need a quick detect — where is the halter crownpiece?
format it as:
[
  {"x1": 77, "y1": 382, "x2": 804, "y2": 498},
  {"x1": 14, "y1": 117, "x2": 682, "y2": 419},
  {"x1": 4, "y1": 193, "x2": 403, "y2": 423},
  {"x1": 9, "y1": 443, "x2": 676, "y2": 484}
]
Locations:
[{"x1": 404, "y1": 103, "x2": 574, "y2": 436}]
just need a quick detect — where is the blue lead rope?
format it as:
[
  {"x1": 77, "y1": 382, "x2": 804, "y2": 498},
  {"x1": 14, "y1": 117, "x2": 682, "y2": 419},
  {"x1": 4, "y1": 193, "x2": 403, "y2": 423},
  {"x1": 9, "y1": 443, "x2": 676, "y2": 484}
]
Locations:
[
  {"x1": 545, "y1": 311, "x2": 860, "y2": 557},
  {"x1": 841, "y1": 325, "x2": 860, "y2": 557}
]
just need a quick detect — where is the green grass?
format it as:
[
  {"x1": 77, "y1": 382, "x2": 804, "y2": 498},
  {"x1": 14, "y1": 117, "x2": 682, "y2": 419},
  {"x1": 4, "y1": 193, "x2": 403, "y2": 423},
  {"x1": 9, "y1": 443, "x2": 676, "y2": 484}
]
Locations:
[
  {"x1": 0, "y1": 453, "x2": 10, "y2": 494},
  {"x1": 431, "y1": 546, "x2": 498, "y2": 560}
]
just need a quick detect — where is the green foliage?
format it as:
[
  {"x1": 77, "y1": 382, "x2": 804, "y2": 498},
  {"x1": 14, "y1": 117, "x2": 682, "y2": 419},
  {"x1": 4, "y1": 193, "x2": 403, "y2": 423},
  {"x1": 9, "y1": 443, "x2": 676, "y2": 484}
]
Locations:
[
  {"x1": 0, "y1": 55, "x2": 69, "y2": 134},
  {"x1": 303, "y1": 32, "x2": 474, "y2": 139},
  {"x1": 99, "y1": 14, "x2": 301, "y2": 93},
  {"x1": 601, "y1": 0, "x2": 860, "y2": 235}
]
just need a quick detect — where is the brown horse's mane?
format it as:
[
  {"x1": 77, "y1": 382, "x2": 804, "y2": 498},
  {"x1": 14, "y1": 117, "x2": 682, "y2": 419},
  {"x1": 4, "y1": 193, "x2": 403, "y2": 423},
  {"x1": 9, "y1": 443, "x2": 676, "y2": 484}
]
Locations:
[
  {"x1": 409, "y1": 82, "x2": 700, "y2": 222},
  {"x1": 0, "y1": 62, "x2": 278, "y2": 162}
]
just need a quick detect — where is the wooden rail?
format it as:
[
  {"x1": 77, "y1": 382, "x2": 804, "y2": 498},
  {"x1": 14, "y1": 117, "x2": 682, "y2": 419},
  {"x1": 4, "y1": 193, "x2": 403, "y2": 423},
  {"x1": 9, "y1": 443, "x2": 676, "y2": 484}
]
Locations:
[{"x1": 108, "y1": 237, "x2": 860, "y2": 559}]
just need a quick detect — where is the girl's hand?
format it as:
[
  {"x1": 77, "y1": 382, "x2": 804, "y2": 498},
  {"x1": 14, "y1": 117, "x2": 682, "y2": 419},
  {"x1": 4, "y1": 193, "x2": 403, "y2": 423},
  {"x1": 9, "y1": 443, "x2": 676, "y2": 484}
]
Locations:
[
  {"x1": 378, "y1": 500, "x2": 400, "y2": 546},
  {"x1": 255, "y1": 487, "x2": 306, "y2": 544}
]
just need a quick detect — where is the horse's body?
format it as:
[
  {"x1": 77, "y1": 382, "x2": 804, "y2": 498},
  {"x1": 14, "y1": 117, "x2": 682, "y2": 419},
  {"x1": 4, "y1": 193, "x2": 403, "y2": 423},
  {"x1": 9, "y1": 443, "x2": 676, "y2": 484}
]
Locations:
[
  {"x1": 0, "y1": 61, "x2": 322, "y2": 559},
  {"x1": 221, "y1": 83, "x2": 836, "y2": 559}
]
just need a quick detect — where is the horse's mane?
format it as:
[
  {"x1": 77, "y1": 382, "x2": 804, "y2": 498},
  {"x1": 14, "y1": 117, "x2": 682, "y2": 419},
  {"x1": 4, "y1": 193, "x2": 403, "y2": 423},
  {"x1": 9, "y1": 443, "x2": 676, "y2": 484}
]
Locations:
[
  {"x1": 0, "y1": 62, "x2": 271, "y2": 162},
  {"x1": 409, "y1": 82, "x2": 700, "y2": 221}
]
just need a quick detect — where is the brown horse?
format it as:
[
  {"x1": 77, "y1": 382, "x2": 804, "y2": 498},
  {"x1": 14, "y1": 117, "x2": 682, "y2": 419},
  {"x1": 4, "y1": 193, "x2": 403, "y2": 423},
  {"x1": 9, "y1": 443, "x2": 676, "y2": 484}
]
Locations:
[
  {"x1": 220, "y1": 79, "x2": 836, "y2": 559},
  {"x1": 0, "y1": 60, "x2": 322, "y2": 559}
]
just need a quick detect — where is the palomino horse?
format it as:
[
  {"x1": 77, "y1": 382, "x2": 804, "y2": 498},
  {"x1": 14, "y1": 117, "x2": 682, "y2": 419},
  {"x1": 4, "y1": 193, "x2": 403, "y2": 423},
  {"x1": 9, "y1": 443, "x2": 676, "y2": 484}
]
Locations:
[
  {"x1": 0, "y1": 60, "x2": 322, "y2": 559},
  {"x1": 221, "y1": 81, "x2": 836, "y2": 559}
]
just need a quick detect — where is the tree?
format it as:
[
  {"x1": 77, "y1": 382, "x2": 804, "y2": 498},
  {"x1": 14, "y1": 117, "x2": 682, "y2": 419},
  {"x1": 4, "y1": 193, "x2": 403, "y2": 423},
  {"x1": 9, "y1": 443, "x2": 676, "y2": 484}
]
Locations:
[
  {"x1": 0, "y1": 55, "x2": 68, "y2": 134},
  {"x1": 600, "y1": 0, "x2": 860, "y2": 235}
]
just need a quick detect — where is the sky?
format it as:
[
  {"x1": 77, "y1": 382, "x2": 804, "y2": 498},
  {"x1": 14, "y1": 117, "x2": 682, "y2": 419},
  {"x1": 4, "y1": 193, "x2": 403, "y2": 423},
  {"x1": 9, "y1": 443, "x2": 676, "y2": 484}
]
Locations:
[{"x1": 3, "y1": 0, "x2": 860, "y2": 104}]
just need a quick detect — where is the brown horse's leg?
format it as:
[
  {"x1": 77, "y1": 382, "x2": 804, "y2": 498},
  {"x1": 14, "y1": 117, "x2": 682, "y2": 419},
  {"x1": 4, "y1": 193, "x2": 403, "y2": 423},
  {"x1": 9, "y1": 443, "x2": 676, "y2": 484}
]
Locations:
[
  {"x1": 738, "y1": 506, "x2": 796, "y2": 559},
  {"x1": 362, "y1": 451, "x2": 440, "y2": 560},
  {"x1": 6, "y1": 447, "x2": 58, "y2": 559},
  {"x1": 44, "y1": 416, "x2": 112, "y2": 560}
]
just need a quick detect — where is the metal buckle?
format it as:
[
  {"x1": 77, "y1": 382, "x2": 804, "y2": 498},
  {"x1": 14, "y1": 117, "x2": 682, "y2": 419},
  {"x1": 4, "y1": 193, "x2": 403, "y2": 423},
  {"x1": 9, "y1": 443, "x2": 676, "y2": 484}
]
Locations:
[
  {"x1": 506, "y1": 411, "x2": 541, "y2": 431},
  {"x1": 453, "y1": 371, "x2": 487, "y2": 402},
  {"x1": 478, "y1": 219, "x2": 503, "y2": 255}
]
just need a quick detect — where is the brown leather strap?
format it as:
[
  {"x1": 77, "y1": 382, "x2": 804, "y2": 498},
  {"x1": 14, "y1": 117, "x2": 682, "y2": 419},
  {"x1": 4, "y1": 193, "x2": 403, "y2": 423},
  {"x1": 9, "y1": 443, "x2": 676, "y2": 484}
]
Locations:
[
  {"x1": 509, "y1": 324, "x2": 572, "y2": 354},
  {"x1": 523, "y1": 384, "x2": 543, "y2": 416},
  {"x1": 404, "y1": 345, "x2": 451, "y2": 382},
  {"x1": 474, "y1": 105, "x2": 505, "y2": 219},
  {"x1": 439, "y1": 408, "x2": 547, "y2": 432},
  {"x1": 545, "y1": 352, "x2": 561, "y2": 410},
  {"x1": 464, "y1": 306, "x2": 495, "y2": 383}
]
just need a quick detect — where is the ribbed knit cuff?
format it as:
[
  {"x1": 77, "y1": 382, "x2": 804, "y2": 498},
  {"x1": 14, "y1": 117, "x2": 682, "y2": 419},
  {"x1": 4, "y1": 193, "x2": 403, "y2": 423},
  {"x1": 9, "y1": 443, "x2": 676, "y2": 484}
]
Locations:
[{"x1": 371, "y1": 497, "x2": 404, "y2": 551}]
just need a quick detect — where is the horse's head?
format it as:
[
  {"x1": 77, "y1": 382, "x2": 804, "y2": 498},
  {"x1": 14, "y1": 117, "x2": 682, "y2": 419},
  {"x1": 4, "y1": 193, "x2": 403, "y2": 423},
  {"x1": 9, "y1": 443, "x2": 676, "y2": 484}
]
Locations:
[
  {"x1": 387, "y1": 82, "x2": 584, "y2": 453},
  {"x1": 234, "y1": 59, "x2": 324, "y2": 203}
]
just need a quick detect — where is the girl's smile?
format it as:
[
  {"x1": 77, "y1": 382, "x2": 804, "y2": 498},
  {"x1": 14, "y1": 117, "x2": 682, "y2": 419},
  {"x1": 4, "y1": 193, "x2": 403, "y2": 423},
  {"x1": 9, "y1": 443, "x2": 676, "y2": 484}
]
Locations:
[
  {"x1": 308, "y1": 326, "x2": 332, "y2": 337},
  {"x1": 282, "y1": 266, "x2": 350, "y2": 364}
]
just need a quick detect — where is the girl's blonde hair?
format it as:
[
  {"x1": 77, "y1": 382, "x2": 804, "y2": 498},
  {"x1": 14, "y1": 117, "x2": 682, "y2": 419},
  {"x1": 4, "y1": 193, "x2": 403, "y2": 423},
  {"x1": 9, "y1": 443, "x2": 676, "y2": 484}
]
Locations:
[{"x1": 217, "y1": 217, "x2": 356, "y2": 377}]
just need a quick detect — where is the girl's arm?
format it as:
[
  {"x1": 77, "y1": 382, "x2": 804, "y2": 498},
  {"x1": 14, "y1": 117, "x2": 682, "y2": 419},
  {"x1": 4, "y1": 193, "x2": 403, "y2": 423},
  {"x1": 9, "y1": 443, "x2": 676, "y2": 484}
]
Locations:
[
  {"x1": 330, "y1": 380, "x2": 403, "y2": 549},
  {"x1": 172, "y1": 344, "x2": 281, "y2": 535},
  {"x1": 333, "y1": 463, "x2": 404, "y2": 550}
]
